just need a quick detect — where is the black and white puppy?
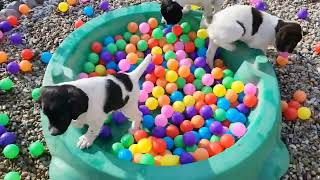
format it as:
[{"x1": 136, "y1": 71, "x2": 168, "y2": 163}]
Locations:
[
  {"x1": 160, "y1": 0, "x2": 224, "y2": 27},
  {"x1": 39, "y1": 55, "x2": 152, "y2": 149},
  {"x1": 206, "y1": 5, "x2": 303, "y2": 68}
]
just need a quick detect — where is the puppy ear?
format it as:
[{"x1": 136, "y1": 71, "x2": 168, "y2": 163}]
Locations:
[{"x1": 64, "y1": 85, "x2": 89, "y2": 120}]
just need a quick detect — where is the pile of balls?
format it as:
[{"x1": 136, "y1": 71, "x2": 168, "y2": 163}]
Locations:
[
  {"x1": 75, "y1": 18, "x2": 259, "y2": 166},
  {"x1": 282, "y1": 90, "x2": 312, "y2": 121}
]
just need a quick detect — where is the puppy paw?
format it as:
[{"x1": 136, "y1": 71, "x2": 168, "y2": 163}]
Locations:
[
  {"x1": 77, "y1": 135, "x2": 95, "y2": 149},
  {"x1": 128, "y1": 122, "x2": 141, "y2": 134}
]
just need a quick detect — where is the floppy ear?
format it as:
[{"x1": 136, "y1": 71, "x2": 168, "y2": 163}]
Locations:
[{"x1": 64, "y1": 85, "x2": 89, "y2": 120}]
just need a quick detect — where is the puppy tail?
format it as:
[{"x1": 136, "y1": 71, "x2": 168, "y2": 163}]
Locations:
[{"x1": 129, "y1": 54, "x2": 152, "y2": 79}]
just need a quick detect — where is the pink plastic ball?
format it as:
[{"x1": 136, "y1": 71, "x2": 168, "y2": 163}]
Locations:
[
  {"x1": 80, "y1": 0, "x2": 90, "y2": 3},
  {"x1": 176, "y1": 50, "x2": 186, "y2": 61},
  {"x1": 174, "y1": 41, "x2": 184, "y2": 51},
  {"x1": 230, "y1": 122, "x2": 247, "y2": 137},
  {"x1": 180, "y1": 58, "x2": 192, "y2": 67},
  {"x1": 202, "y1": 74, "x2": 214, "y2": 86},
  {"x1": 155, "y1": 114, "x2": 168, "y2": 127},
  {"x1": 161, "y1": 105, "x2": 174, "y2": 118},
  {"x1": 119, "y1": 59, "x2": 130, "y2": 71},
  {"x1": 244, "y1": 83, "x2": 257, "y2": 95},
  {"x1": 249, "y1": 0, "x2": 259, "y2": 4},
  {"x1": 279, "y1": 52, "x2": 289, "y2": 58},
  {"x1": 139, "y1": 90, "x2": 149, "y2": 102},
  {"x1": 183, "y1": 83, "x2": 196, "y2": 95},
  {"x1": 78, "y1": 72, "x2": 89, "y2": 79},
  {"x1": 0, "y1": 31, "x2": 4, "y2": 40},
  {"x1": 139, "y1": 22, "x2": 150, "y2": 34},
  {"x1": 142, "y1": 81, "x2": 154, "y2": 93}
]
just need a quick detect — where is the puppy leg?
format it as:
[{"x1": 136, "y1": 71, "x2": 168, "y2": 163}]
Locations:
[
  {"x1": 219, "y1": 42, "x2": 236, "y2": 52},
  {"x1": 206, "y1": 39, "x2": 219, "y2": 68},
  {"x1": 77, "y1": 118, "x2": 104, "y2": 149},
  {"x1": 121, "y1": 104, "x2": 142, "y2": 133}
]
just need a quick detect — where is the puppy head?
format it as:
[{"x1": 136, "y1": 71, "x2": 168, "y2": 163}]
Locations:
[
  {"x1": 39, "y1": 85, "x2": 88, "y2": 136},
  {"x1": 275, "y1": 20, "x2": 302, "y2": 53},
  {"x1": 161, "y1": 0, "x2": 183, "y2": 25}
]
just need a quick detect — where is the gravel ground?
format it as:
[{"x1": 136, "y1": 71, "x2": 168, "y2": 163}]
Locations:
[{"x1": 0, "y1": 0, "x2": 319, "y2": 179}]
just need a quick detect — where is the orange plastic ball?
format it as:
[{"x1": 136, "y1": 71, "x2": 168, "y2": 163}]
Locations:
[
  {"x1": 158, "y1": 95, "x2": 170, "y2": 107},
  {"x1": 125, "y1": 44, "x2": 137, "y2": 54},
  {"x1": 154, "y1": 155, "x2": 162, "y2": 166},
  {"x1": 231, "y1": 101, "x2": 239, "y2": 108},
  {"x1": 163, "y1": 44, "x2": 174, "y2": 53},
  {"x1": 276, "y1": 56, "x2": 289, "y2": 66},
  {"x1": 152, "y1": 138, "x2": 167, "y2": 154},
  {"x1": 207, "y1": 142, "x2": 224, "y2": 157},
  {"x1": 126, "y1": 53, "x2": 138, "y2": 64},
  {"x1": 284, "y1": 107, "x2": 298, "y2": 121},
  {"x1": 0, "y1": 51, "x2": 8, "y2": 63},
  {"x1": 130, "y1": 35, "x2": 140, "y2": 45},
  {"x1": 158, "y1": 37, "x2": 167, "y2": 47},
  {"x1": 180, "y1": 120, "x2": 193, "y2": 133},
  {"x1": 288, "y1": 100, "x2": 301, "y2": 109},
  {"x1": 152, "y1": 54, "x2": 163, "y2": 65},
  {"x1": 19, "y1": 60, "x2": 32, "y2": 72},
  {"x1": 74, "y1": 19, "x2": 84, "y2": 28},
  {"x1": 225, "y1": 90, "x2": 238, "y2": 103},
  {"x1": 243, "y1": 95, "x2": 258, "y2": 108},
  {"x1": 193, "y1": 148, "x2": 209, "y2": 161},
  {"x1": 198, "y1": 139, "x2": 210, "y2": 149},
  {"x1": 165, "y1": 83, "x2": 178, "y2": 94},
  {"x1": 148, "y1": 38, "x2": 159, "y2": 49},
  {"x1": 211, "y1": 67, "x2": 223, "y2": 79},
  {"x1": 145, "y1": 73, "x2": 157, "y2": 84},
  {"x1": 188, "y1": 31, "x2": 197, "y2": 41},
  {"x1": 210, "y1": 104, "x2": 218, "y2": 111},
  {"x1": 205, "y1": 93, "x2": 217, "y2": 105},
  {"x1": 21, "y1": 49, "x2": 34, "y2": 61},
  {"x1": 314, "y1": 42, "x2": 320, "y2": 54},
  {"x1": 148, "y1": 18, "x2": 158, "y2": 29},
  {"x1": 293, "y1": 90, "x2": 307, "y2": 103},
  {"x1": 193, "y1": 91, "x2": 205, "y2": 102},
  {"x1": 214, "y1": 59, "x2": 224, "y2": 68},
  {"x1": 67, "y1": 0, "x2": 77, "y2": 5},
  {"x1": 220, "y1": 134, "x2": 235, "y2": 148},
  {"x1": 154, "y1": 66, "x2": 166, "y2": 78},
  {"x1": 178, "y1": 65, "x2": 191, "y2": 78},
  {"x1": 19, "y1": 4, "x2": 30, "y2": 15},
  {"x1": 128, "y1": 22, "x2": 138, "y2": 33},
  {"x1": 281, "y1": 100, "x2": 288, "y2": 112},
  {"x1": 134, "y1": 130, "x2": 148, "y2": 142},
  {"x1": 156, "y1": 78, "x2": 167, "y2": 87},
  {"x1": 195, "y1": 101, "x2": 206, "y2": 112},
  {"x1": 141, "y1": 34, "x2": 151, "y2": 41},
  {"x1": 191, "y1": 115, "x2": 204, "y2": 129},
  {"x1": 167, "y1": 59, "x2": 179, "y2": 70},
  {"x1": 133, "y1": 153, "x2": 143, "y2": 163}
]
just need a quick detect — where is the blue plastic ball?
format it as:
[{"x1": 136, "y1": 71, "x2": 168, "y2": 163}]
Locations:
[
  {"x1": 190, "y1": 65, "x2": 196, "y2": 74},
  {"x1": 237, "y1": 113, "x2": 247, "y2": 124},
  {"x1": 173, "y1": 148, "x2": 185, "y2": 156},
  {"x1": 199, "y1": 127, "x2": 211, "y2": 139},
  {"x1": 118, "y1": 149, "x2": 132, "y2": 161},
  {"x1": 197, "y1": 47, "x2": 207, "y2": 57},
  {"x1": 104, "y1": 36, "x2": 114, "y2": 46},
  {"x1": 106, "y1": 61, "x2": 117, "y2": 70},
  {"x1": 192, "y1": 131, "x2": 200, "y2": 143},
  {"x1": 238, "y1": 92, "x2": 245, "y2": 102},
  {"x1": 170, "y1": 91, "x2": 184, "y2": 102},
  {"x1": 84, "y1": 6, "x2": 94, "y2": 16},
  {"x1": 142, "y1": 115, "x2": 154, "y2": 129},
  {"x1": 205, "y1": 119, "x2": 214, "y2": 128},
  {"x1": 217, "y1": 98, "x2": 230, "y2": 110},
  {"x1": 226, "y1": 108, "x2": 240, "y2": 123},
  {"x1": 163, "y1": 136, "x2": 174, "y2": 150},
  {"x1": 41, "y1": 52, "x2": 52, "y2": 64}
]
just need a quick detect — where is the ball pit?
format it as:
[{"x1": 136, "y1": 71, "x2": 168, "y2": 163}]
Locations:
[{"x1": 43, "y1": 3, "x2": 289, "y2": 180}]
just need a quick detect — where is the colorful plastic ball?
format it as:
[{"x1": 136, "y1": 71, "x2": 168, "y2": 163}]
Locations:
[
  {"x1": 112, "y1": 142, "x2": 124, "y2": 155},
  {"x1": 194, "y1": 38, "x2": 205, "y2": 48},
  {"x1": 78, "y1": 73, "x2": 88, "y2": 79},
  {"x1": 7, "y1": 16, "x2": 18, "y2": 26},
  {"x1": 161, "y1": 105, "x2": 174, "y2": 118},
  {"x1": 207, "y1": 142, "x2": 224, "y2": 157},
  {"x1": 99, "y1": 1, "x2": 109, "y2": 11},
  {"x1": 166, "y1": 32, "x2": 177, "y2": 44},
  {"x1": 185, "y1": 106, "x2": 197, "y2": 119},
  {"x1": 83, "y1": 6, "x2": 94, "y2": 16},
  {"x1": 136, "y1": 40, "x2": 148, "y2": 52},
  {"x1": 155, "y1": 114, "x2": 168, "y2": 127},
  {"x1": 40, "y1": 51, "x2": 52, "y2": 64},
  {"x1": 198, "y1": 127, "x2": 211, "y2": 140},
  {"x1": 197, "y1": 29, "x2": 208, "y2": 39},
  {"x1": 142, "y1": 81, "x2": 154, "y2": 93},
  {"x1": 121, "y1": 134, "x2": 134, "y2": 148},
  {"x1": 209, "y1": 121, "x2": 223, "y2": 136},
  {"x1": 0, "y1": 114, "x2": 9, "y2": 126},
  {"x1": 137, "y1": 138, "x2": 152, "y2": 153},
  {"x1": 199, "y1": 105, "x2": 213, "y2": 119},
  {"x1": 10, "y1": 33, "x2": 23, "y2": 45},
  {"x1": 231, "y1": 81, "x2": 245, "y2": 93},
  {"x1": 217, "y1": 98, "x2": 230, "y2": 110},
  {"x1": 165, "y1": 70, "x2": 178, "y2": 83},
  {"x1": 118, "y1": 59, "x2": 130, "y2": 71},
  {"x1": 182, "y1": 84, "x2": 194, "y2": 96},
  {"x1": 214, "y1": 108, "x2": 226, "y2": 122},
  {"x1": 194, "y1": 68, "x2": 206, "y2": 79},
  {"x1": 142, "y1": 115, "x2": 154, "y2": 128},
  {"x1": 230, "y1": 122, "x2": 247, "y2": 137},
  {"x1": 182, "y1": 132, "x2": 196, "y2": 147},
  {"x1": 314, "y1": 42, "x2": 320, "y2": 54},
  {"x1": 161, "y1": 154, "x2": 180, "y2": 166},
  {"x1": 19, "y1": 4, "x2": 30, "y2": 15},
  {"x1": 145, "y1": 97, "x2": 159, "y2": 110},
  {"x1": 297, "y1": 107, "x2": 311, "y2": 120},
  {"x1": 288, "y1": 100, "x2": 301, "y2": 109},
  {"x1": 153, "y1": 138, "x2": 167, "y2": 154},
  {"x1": 152, "y1": 28, "x2": 164, "y2": 40},
  {"x1": 28, "y1": 141, "x2": 44, "y2": 157},
  {"x1": 180, "y1": 120, "x2": 193, "y2": 133},
  {"x1": 183, "y1": 95, "x2": 196, "y2": 107},
  {"x1": 191, "y1": 115, "x2": 204, "y2": 129},
  {"x1": 0, "y1": 78, "x2": 14, "y2": 91},
  {"x1": 83, "y1": 62, "x2": 95, "y2": 73},
  {"x1": 201, "y1": 74, "x2": 214, "y2": 86},
  {"x1": 205, "y1": 93, "x2": 217, "y2": 105},
  {"x1": 193, "y1": 148, "x2": 209, "y2": 161},
  {"x1": 255, "y1": 1, "x2": 267, "y2": 11},
  {"x1": 6, "y1": 62, "x2": 19, "y2": 74},
  {"x1": 0, "y1": 21, "x2": 12, "y2": 32},
  {"x1": 173, "y1": 101, "x2": 185, "y2": 113},
  {"x1": 0, "y1": 51, "x2": 8, "y2": 63},
  {"x1": 243, "y1": 95, "x2": 258, "y2": 108},
  {"x1": 293, "y1": 90, "x2": 307, "y2": 103},
  {"x1": 118, "y1": 149, "x2": 133, "y2": 161},
  {"x1": 167, "y1": 59, "x2": 179, "y2": 71},
  {"x1": 179, "y1": 152, "x2": 194, "y2": 164},
  {"x1": 139, "y1": 90, "x2": 148, "y2": 102},
  {"x1": 112, "y1": 111, "x2": 127, "y2": 124},
  {"x1": 170, "y1": 91, "x2": 184, "y2": 102},
  {"x1": 133, "y1": 130, "x2": 148, "y2": 142},
  {"x1": 220, "y1": 134, "x2": 235, "y2": 148},
  {"x1": 178, "y1": 65, "x2": 191, "y2": 78},
  {"x1": 163, "y1": 137, "x2": 174, "y2": 150},
  {"x1": 171, "y1": 112, "x2": 184, "y2": 126},
  {"x1": 74, "y1": 19, "x2": 84, "y2": 28},
  {"x1": 99, "y1": 125, "x2": 112, "y2": 138},
  {"x1": 139, "y1": 153, "x2": 155, "y2": 165},
  {"x1": 296, "y1": 7, "x2": 308, "y2": 20},
  {"x1": 154, "y1": 66, "x2": 165, "y2": 78},
  {"x1": 152, "y1": 127, "x2": 166, "y2": 138},
  {"x1": 4, "y1": 171, "x2": 20, "y2": 180},
  {"x1": 31, "y1": 88, "x2": 41, "y2": 101},
  {"x1": 138, "y1": 22, "x2": 150, "y2": 34},
  {"x1": 244, "y1": 83, "x2": 257, "y2": 95},
  {"x1": 58, "y1": 2, "x2": 69, "y2": 12}
]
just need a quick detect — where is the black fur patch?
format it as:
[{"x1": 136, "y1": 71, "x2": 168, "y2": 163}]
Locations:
[
  {"x1": 251, "y1": 7, "x2": 263, "y2": 36},
  {"x1": 104, "y1": 79, "x2": 129, "y2": 113},
  {"x1": 113, "y1": 73, "x2": 133, "y2": 92},
  {"x1": 275, "y1": 20, "x2": 302, "y2": 53},
  {"x1": 161, "y1": 0, "x2": 183, "y2": 25},
  {"x1": 236, "y1": 21, "x2": 246, "y2": 36}
]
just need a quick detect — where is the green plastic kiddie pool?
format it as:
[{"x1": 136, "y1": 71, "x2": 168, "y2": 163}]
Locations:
[{"x1": 41, "y1": 2, "x2": 289, "y2": 180}]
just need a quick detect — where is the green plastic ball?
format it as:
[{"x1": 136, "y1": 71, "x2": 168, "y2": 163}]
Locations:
[
  {"x1": 107, "y1": 43, "x2": 118, "y2": 54},
  {"x1": 116, "y1": 39, "x2": 127, "y2": 51},
  {"x1": 139, "y1": 153, "x2": 155, "y2": 165},
  {"x1": 181, "y1": 22, "x2": 191, "y2": 33},
  {"x1": 152, "y1": 28, "x2": 164, "y2": 40},
  {"x1": 112, "y1": 142, "x2": 124, "y2": 155},
  {"x1": 201, "y1": 86, "x2": 212, "y2": 94},
  {"x1": 185, "y1": 145, "x2": 197, "y2": 152},
  {"x1": 137, "y1": 58, "x2": 143, "y2": 64},
  {"x1": 0, "y1": 113, "x2": 10, "y2": 126},
  {"x1": 194, "y1": 38, "x2": 205, "y2": 48},
  {"x1": 194, "y1": 68, "x2": 206, "y2": 79},
  {"x1": 0, "y1": 78, "x2": 14, "y2": 91},
  {"x1": 223, "y1": 69, "x2": 234, "y2": 77},
  {"x1": 176, "y1": 77, "x2": 186, "y2": 89},
  {"x1": 31, "y1": 88, "x2": 41, "y2": 101},
  {"x1": 4, "y1": 171, "x2": 20, "y2": 180},
  {"x1": 179, "y1": 34, "x2": 190, "y2": 42},
  {"x1": 120, "y1": 134, "x2": 134, "y2": 148},
  {"x1": 210, "y1": 135, "x2": 221, "y2": 142},
  {"x1": 104, "y1": 114, "x2": 112, "y2": 124},
  {"x1": 174, "y1": 135, "x2": 185, "y2": 148},
  {"x1": 83, "y1": 62, "x2": 95, "y2": 73},
  {"x1": 193, "y1": 79, "x2": 203, "y2": 90},
  {"x1": 214, "y1": 108, "x2": 226, "y2": 121},
  {"x1": 164, "y1": 51, "x2": 176, "y2": 60},
  {"x1": 28, "y1": 141, "x2": 45, "y2": 158},
  {"x1": 222, "y1": 77, "x2": 234, "y2": 89},
  {"x1": 137, "y1": 40, "x2": 148, "y2": 51},
  {"x1": 123, "y1": 32, "x2": 132, "y2": 42},
  {"x1": 166, "y1": 32, "x2": 177, "y2": 44},
  {"x1": 88, "y1": 53, "x2": 99, "y2": 64},
  {"x1": 3, "y1": 144, "x2": 19, "y2": 159}
]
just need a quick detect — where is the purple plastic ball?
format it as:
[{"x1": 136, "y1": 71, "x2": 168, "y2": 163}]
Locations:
[
  {"x1": 139, "y1": 105, "x2": 151, "y2": 115},
  {"x1": 214, "y1": 80, "x2": 222, "y2": 85},
  {"x1": 236, "y1": 103, "x2": 250, "y2": 114},
  {"x1": 180, "y1": 152, "x2": 194, "y2": 164},
  {"x1": 189, "y1": 52, "x2": 197, "y2": 60},
  {"x1": 101, "y1": 51, "x2": 112, "y2": 63},
  {"x1": 114, "y1": 51, "x2": 126, "y2": 62},
  {"x1": 0, "y1": 132, "x2": 16, "y2": 146},
  {"x1": 185, "y1": 106, "x2": 197, "y2": 119},
  {"x1": 171, "y1": 112, "x2": 185, "y2": 126},
  {"x1": 99, "y1": 125, "x2": 112, "y2": 138},
  {"x1": 194, "y1": 57, "x2": 206, "y2": 68},
  {"x1": 210, "y1": 121, "x2": 224, "y2": 136},
  {"x1": 205, "y1": 39, "x2": 209, "y2": 47},
  {"x1": 7, "y1": 61, "x2": 20, "y2": 74},
  {"x1": 163, "y1": 28, "x2": 171, "y2": 35},
  {"x1": 296, "y1": 7, "x2": 308, "y2": 20},
  {"x1": 0, "y1": 21, "x2": 12, "y2": 32},
  {"x1": 183, "y1": 131, "x2": 196, "y2": 146},
  {"x1": 112, "y1": 111, "x2": 126, "y2": 124},
  {"x1": 204, "y1": 66, "x2": 211, "y2": 73},
  {"x1": 255, "y1": 1, "x2": 267, "y2": 11},
  {"x1": 145, "y1": 63, "x2": 155, "y2": 74},
  {"x1": 0, "y1": 126, "x2": 6, "y2": 136},
  {"x1": 152, "y1": 127, "x2": 166, "y2": 138},
  {"x1": 99, "y1": 1, "x2": 109, "y2": 11},
  {"x1": 10, "y1": 33, "x2": 23, "y2": 45},
  {"x1": 200, "y1": 105, "x2": 213, "y2": 119}
]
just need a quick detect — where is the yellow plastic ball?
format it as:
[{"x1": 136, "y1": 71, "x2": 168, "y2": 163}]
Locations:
[
  {"x1": 231, "y1": 81, "x2": 245, "y2": 93},
  {"x1": 173, "y1": 101, "x2": 185, "y2": 113},
  {"x1": 166, "y1": 70, "x2": 178, "y2": 83},
  {"x1": 160, "y1": 155, "x2": 180, "y2": 166},
  {"x1": 152, "y1": 86, "x2": 165, "y2": 98},
  {"x1": 151, "y1": 46, "x2": 163, "y2": 55},
  {"x1": 197, "y1": 29, "x2": 208, "y2": 39},
  {"x1": 145, "y1": 97, "x2": 159, "y2": 110},
  {"x1": 129, "y1": 144, "x2": 139, "y2": 154},
  {"x1": 58, "y1": 2, "x2": 69, "y2": 13},
  {"x1": 137, "y1": 138, "x2": 152, "y2": 153},
  {"x1": 213, "y1": 84, "x2": 227, "y2": 97},
  {"x1": 183, "y1": 95, "x2": 196, "y2": 106},
  {"x1": 297, "y1": 107, "x2": 311, "y2": 120},
  {"x1": 191, "y1": 5, "x2": 200, "y2": 10},
  {"x1": 95, "y1": 64, "x2": 106, "y2": 76}
]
